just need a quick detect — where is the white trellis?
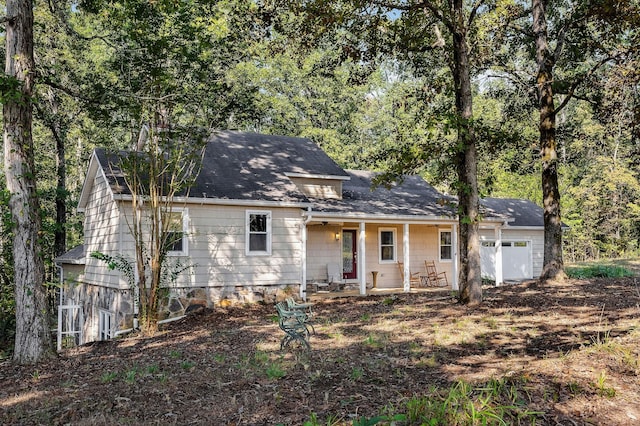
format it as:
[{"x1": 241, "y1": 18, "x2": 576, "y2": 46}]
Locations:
[{"x1": 57, "y1": 304, "x2": 83, "y2": 351}]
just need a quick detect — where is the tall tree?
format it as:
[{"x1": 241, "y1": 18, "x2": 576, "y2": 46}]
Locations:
[
  {"x1": 316, "y1": 0, "x2": 502, "y2": 304},
  {"x1": 447, "y1": 0, "x2": 482, "y2": 304},
  {"x1": 2, "y1": 0, "x2": 53, "y2": 363},
  {"x1": 532, "y1": 0, "x2": 564, "y2": 280},
  {"x1": 534, "y1": 0, "x2": 640, "y2": 279}
]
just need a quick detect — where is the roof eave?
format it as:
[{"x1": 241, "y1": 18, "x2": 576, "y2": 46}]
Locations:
[
  {"x1": 77, "y1": 150, "x2": 103, "y2": 213},
  {"x1": 305, "y1": 211, "x2": 458, "y2": 224},
  {"x1": 113, "y1": 193, "x2": 312, "y2": 209}
]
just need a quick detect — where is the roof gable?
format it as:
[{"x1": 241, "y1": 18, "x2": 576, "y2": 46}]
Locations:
[{"x1": 77, "y1": 150, "x2": 110, "y2": 212}]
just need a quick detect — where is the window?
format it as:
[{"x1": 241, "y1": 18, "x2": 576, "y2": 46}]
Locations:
[
  {"x1": 379, "y1": 228, "x2": 396, "y2": 262},
  {"x1": 247, "y1": 210, "x2": 271, "y2": 255},
  {"x1": 165, "y1": 209, "x2": 188, "y2": 256},
  {"x1": 98, "y1": 309, "x2": 114, "y2": 341},
  {"x1": 439, "y1": 230, "x2": 452, "y2": 261}
]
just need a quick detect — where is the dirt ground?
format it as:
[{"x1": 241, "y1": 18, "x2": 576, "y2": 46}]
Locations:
[{"x1": 1, "y1": 276, "x2": 639, "y2": 425}]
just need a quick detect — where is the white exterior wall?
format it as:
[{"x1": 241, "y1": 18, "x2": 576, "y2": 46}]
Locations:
[
  {"x1": 111, "y1": 203, "x2": 305, "y2": 289},
  {"x1": 306, "y1": 224, "x2": 343, "y2": 282},
  {"x1": 82, "y1": 174, "x2": 124, "y2": 288},
  {"x1": 70, "y1": 200, "x2": 306, "y2": 343},
  {"x1": 502, "y1": 228, "x2": 544, "y2": 278},
  {"x1": 186, "y1": 204, "x2": 304, "y2": 288},
  {"x1": 479, "y1": 227, "x2": 544, "y2": 279}
]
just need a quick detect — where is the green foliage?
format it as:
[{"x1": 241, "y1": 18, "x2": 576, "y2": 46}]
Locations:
[
  {"x1": 594, "y1": 370, "x2": 616, "y2": 398},
  {"x1": 0, "y1": 190, "x2": 15, "y2": 356},
  {"x1": 0, "y1": 74, "x2": 25, "y2": 104},
  {"x1": 566, "y1": 264, "x2": 634, "y2": 279},
  {"x1": 90, "y1": 251, "x2": 136, "y2": 286},
  {"x1": 100, "y1": 371, "x2": 118, "y2": 383},
  {"x1": 304, "y1": 376, "x2": 541, "y2": 425},
  {"x1": 90, "y1": 247, "x2": 196, "y2": 333},
  {"x1": 180, "y1": 360, "x2": 195, "y2": 370},
  {"x1": 265, "y1": 363, "x2": 286, "y2": 380}
]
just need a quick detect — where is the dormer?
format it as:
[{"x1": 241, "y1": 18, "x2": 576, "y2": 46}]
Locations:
[{"x1": 285, "y1": 172, "x2": 351, "y2": 200}]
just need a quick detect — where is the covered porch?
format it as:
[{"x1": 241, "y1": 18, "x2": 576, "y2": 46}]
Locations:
[{"x1": 300, "y1": 215, "x2": 483, "y2": 300}]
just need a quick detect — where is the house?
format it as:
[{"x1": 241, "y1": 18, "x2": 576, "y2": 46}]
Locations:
[{"x1": 56, "y1": 130, "x2": 546, "y2": 345}]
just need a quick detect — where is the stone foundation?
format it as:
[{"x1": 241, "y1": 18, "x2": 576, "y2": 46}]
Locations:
[{"x1": 64, "y1": 281, "x2": 300, "y2": 343}]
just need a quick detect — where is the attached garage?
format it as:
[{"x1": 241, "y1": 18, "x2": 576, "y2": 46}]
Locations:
[
  {"x1": 479, "y1": 198, "x2": 554, "y2": 283},
  {"x1": 481, "y1": 240, "x2": 533, "y2": 280}
]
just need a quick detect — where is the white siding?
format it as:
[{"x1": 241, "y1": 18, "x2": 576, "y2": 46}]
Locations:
[
  {"x1": 306, "y1": 224, "x2": 342, "y2": 281},
  {"x1": 182, "y1": 205, "x2": 303, "y2": 287},
  {"x1": 479, "y1": 228, "x2": 544, "y2": 279},
  {"x1": 87, "y1": 195, "x2": 305, "y2": 289},
  {"x1": 83, "y1": 174, "x2": 124, "y2": 288}
]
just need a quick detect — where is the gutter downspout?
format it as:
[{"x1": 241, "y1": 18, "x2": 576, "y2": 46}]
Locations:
[
  {"x1": 494, "y1": 222, "x2": 506, "y2": 286},
  {"x1": 300, "y1": 207, "x2": 313, "y2": 301},
  {"x1": 56, "y1": 264, "x2": 64, "y2": 351}
]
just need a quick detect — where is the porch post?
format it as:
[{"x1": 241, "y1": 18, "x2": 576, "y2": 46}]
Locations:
[
  {"x1": 300, "y1": 221, "x2": 308, "y2": 300},
  {"x1": 403, "y1": 223, "x2": 410, "y2": 292},
  {"x1": 495, "y1": 225, "x2": 503, "y2": 286},
  {"x1": 359, "y1": 222, "x2": 366, "y2": 295},
  {"x1": 452, "y1": 223, "x2": 459, "y2": 290}
]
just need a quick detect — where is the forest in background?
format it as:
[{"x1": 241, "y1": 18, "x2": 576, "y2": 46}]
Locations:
[{"x1": 1, "y1": 1, "x2": 639, "y2": 351}]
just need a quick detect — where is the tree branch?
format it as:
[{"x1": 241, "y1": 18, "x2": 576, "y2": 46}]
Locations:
[
  {"x1": 554, "y1": 52, "x2": 621, "y2": 114},
  {"x1": 468, "y1": 0, "x2": 487, "y2": 27},
  {"x1": 371, "y1": 0, "x2": 452, "y2": 30}
]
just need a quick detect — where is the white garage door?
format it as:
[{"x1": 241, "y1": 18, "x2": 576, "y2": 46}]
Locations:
[{"x1": 481, "y1": 241, "x2": 532, "y2": 281}]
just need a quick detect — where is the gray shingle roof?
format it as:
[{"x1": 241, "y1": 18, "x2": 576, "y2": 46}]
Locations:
[
  {"x1": 91, "y1": 131, "x2": 544, "y2": 225},
  {"x1": 481, "y1": 198, "x2": 543, "y2": 227},
  {"x1": 96, "y1": 131, "x2": 349, "y2": 203},
  {"x1": 54, "y1": 244, "x2": 86, "y2": 265},
  {"x1": 195, "y1": 131, "x2": 348, "y2": 202},
  {"x1": 310, "y1": 170, "x2": 458, "y2": 218}
]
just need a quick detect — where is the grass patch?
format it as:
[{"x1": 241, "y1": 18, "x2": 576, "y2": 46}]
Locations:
[
  {"x1": 305, "y1": 376, "x2": 541, "y2": 425},
  {"x1": 100, "y1": 371, "x2": 118, "y2": 383},
  {"x1": 566, "y1": 264, "x2": 634, "y2": 279}
]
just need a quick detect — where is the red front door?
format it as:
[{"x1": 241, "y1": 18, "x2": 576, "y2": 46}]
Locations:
[{"x1": 342, "y1": 230, "x2": 357, "y2": 280}]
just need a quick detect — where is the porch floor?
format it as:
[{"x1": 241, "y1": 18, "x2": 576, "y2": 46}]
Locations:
[{"x1": 307, "y1": 286, "x2": 451, "y2": 301}]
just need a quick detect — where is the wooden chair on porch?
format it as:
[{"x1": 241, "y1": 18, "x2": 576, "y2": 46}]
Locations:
[
  {"x1": 397, "y1": 262, "x2": 421, "y2": 287},
  {"x1": 424, "y1": 260, "x2": 448, "y2": 287},
  {"x1": 327, "y1": 263, "x2": 345, "y2": 291}
]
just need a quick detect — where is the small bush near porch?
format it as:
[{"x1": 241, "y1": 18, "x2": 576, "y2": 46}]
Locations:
[{"x1": 1, "y1": 276, "x2": 639, "y2": 425}]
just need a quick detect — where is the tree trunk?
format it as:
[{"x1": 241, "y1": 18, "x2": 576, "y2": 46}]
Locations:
[
  {"x1": 4, "y1": 0, "x2": 53, "y2": 363},
  {"x1": 450, "y1": 0, "x2": 482, "y2": 305},
  {"x1": 533, "y1": 0, "x2": 565, "y2": 281}
]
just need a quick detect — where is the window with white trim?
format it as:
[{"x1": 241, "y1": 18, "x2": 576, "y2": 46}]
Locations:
[
  {"x1": 379, "y1": 228, "x2": 397, "y2": 263},
  {"x1": 98, "y1": 309, "x2": 114, "y2": 341},
  {"x1": 439, "y1": 230, "x2": 452, "y2": 261},
  {"x1": 246, "y1": 210, "x2": 271, "y2": 255},
  {"x1": 165, "y1": 208, "x2": 188, "y2": 256}
]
